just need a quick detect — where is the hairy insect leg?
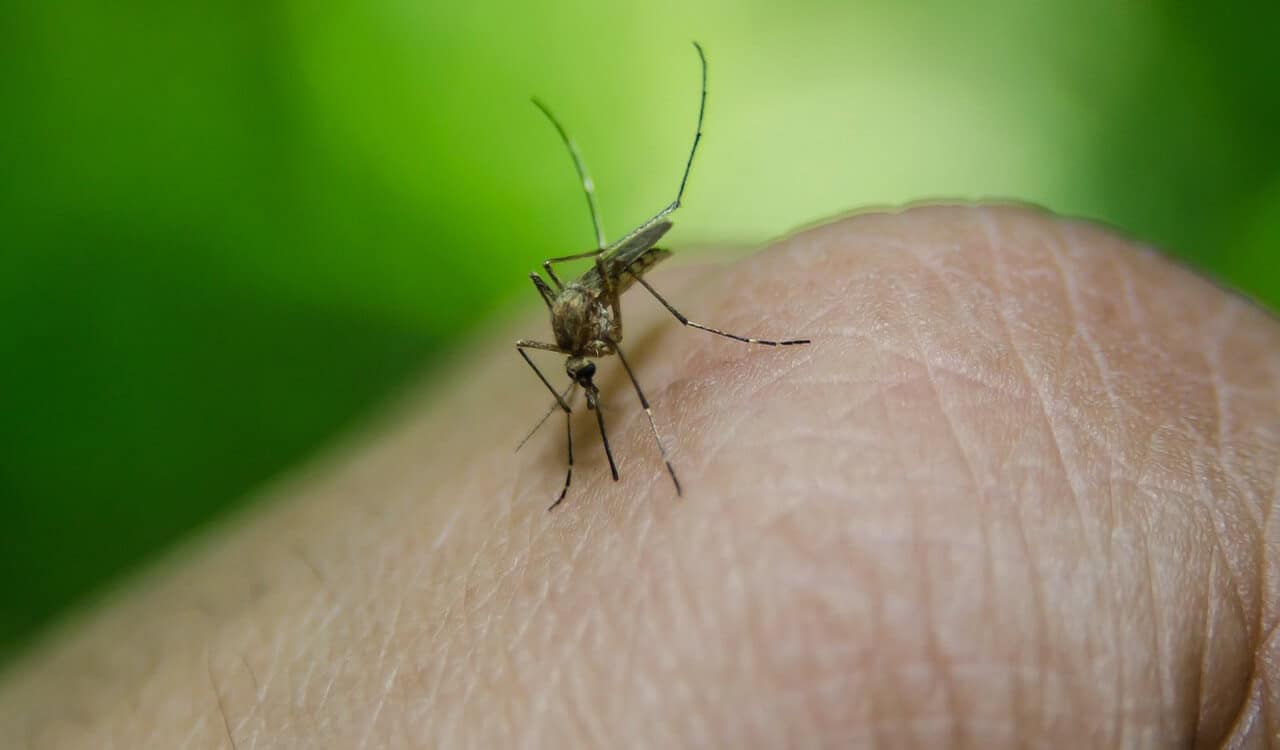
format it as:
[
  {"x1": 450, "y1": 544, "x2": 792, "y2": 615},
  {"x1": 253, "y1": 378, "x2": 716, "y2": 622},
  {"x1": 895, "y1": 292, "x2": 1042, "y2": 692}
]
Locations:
[
  {"x1": 539, "y1": 247, "x2": 611, "y2": 292},
  {"x1": 516, "y1": 340, "x2": 573, "y2": 411},
  {"x1": 585, "y1": 388, "x2": 620, "y2": 482},
  {"x1": 595, "y1": 254, "x2": 623, "y2": 337},
  {"x1": 543, "y1": 246, "x2": 608, "y2": 266},
  {"x1": 529, "y1": 273, "x2": 557, "y2": 308},
  {"x1": 612, "y1": 342, "x2": 681, "y2": 496},
  {"x1": 541, "y1": 262, "x2": 563, "y2": 290},
  {"x1": 548, "y1": 386, "x2": 578, "y2": 511},
  {"x1": 531, "y1": 98, "x2": 607, "y2": 251},
  {"x1": 628, "y1": 272, "x2": 810, "y2": 347}
]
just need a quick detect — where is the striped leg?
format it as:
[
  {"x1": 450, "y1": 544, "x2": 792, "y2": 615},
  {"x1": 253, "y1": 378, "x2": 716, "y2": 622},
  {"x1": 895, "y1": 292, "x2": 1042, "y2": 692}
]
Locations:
[
  {"x1": 613, "y1": 342, "x2": 682, "y2": 496},
  {"x1": 629, "y1": 274, "x2": 810, "y2": 347}
]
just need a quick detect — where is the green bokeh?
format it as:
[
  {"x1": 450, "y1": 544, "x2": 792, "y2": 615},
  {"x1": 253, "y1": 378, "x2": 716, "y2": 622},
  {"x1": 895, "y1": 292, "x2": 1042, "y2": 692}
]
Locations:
[{"x1": 1, "y1": 1, "x2": 1277, "y2": 661}]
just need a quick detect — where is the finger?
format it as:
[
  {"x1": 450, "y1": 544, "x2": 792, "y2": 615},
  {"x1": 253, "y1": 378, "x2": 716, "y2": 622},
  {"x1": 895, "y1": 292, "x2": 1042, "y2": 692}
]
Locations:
[{"x1": 1, "y1": 205, "x2": 1276, "y2": 750}]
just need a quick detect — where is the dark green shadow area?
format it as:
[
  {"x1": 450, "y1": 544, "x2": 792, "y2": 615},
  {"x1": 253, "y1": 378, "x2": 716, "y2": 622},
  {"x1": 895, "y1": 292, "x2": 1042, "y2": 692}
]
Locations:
[
  {"x1": 1081, "y1": 5, "x2": 1280, "y2": 307},
  {"x1": 0, "y1": 223, "x2": 436, "y2": 661}
]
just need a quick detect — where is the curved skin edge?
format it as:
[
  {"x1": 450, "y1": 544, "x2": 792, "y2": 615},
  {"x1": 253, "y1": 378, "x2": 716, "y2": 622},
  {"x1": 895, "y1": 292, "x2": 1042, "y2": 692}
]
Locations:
[{"x1": 1, "y1": 204, "x2": 1278, "y2": 748}]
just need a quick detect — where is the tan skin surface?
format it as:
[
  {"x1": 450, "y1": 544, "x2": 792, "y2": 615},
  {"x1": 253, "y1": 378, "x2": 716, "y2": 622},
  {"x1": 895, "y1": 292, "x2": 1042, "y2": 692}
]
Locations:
[{"x1": 1, "y1": 205, "x2": 1278, "y2": 748}]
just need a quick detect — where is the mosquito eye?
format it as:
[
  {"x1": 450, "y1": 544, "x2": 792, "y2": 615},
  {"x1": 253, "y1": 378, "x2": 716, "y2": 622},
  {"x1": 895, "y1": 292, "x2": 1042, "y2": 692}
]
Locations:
[{"x1": 580, "y1": 362, "x2": 596, "y2": 379}]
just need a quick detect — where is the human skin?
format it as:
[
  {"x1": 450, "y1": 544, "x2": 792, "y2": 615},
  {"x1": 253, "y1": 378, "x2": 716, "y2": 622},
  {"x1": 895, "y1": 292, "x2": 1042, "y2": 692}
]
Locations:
[{"x1": 0, "y1": 205, "x2": 1277, "y2": 748}]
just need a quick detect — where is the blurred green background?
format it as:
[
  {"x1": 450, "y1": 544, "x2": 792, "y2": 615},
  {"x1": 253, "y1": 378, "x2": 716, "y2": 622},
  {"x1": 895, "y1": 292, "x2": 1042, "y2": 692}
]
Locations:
[{"x1": 1, "y1": 1, "x2": 1277, "y2": 663}]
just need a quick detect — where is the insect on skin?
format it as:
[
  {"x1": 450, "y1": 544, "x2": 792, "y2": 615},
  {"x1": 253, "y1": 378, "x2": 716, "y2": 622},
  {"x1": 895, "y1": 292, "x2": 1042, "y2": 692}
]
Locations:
[{"x1": 517, "y1": 42, "x2": 810, "y2": 510}]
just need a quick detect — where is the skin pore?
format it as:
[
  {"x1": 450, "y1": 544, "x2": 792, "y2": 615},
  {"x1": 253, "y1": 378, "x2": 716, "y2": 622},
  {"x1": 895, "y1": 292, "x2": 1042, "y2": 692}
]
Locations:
[{"x1": 1, "y1": 205, "x2": 1277, "y2": 748}]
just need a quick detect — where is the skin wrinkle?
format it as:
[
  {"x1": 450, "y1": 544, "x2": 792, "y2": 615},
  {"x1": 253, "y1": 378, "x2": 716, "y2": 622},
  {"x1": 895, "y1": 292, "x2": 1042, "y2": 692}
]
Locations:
[
  {"x1": 664, "y1": 523, "x2": 720, "y2": 744},
  {"x1": 1138, "y1": 498, "x2": 1172, "y2": 733},
  {"x1": 1224, "y1": 679, "x2": 1264, "y2": 749},
  {"x1": 1207, "y1": 304, "x2": 1245, "y2": 521},
  {"x1": 911, "y1": 494, "x2": 965, "y2": 747},
  {"x1": 1205, "y1": 370, "x2": 1267, "y2": 592},
  {"x1": 1159, "y1": 472, "x2": 1255, "y2": 743},
  {"x1": 907, "y1": 263, "x2": 1031, "y2": 403},
  {"x1": 573, "y1": 579, "x2": 619, "y2": 743},
  {"x1": 890, "y1": 268, "x2": 971, "y2": 745},
  {"x1": 5, "y1": 205, "x2": 1280, "y2": 748},
  {"x1": 707, "y1": 494, "x2": 755, "y2": 693},
  {"x1": 175, "y1": 716, "x2": 210, "y2": 750},
  {"x1": 505, "y1": 544, "x2": 555, "y2": 664},
  {"x1": 1245, "y1": 468, "x2": 1280, "y2": 742},
  {"x1": 604, "y1": 570, "x2": 645, "y2": 740},
  {"x1": 358, "y1": 600, "x2": 404, "y2": 746},
  {"x1": 862, "y1": 537, "x2": 895, "y2": 750},
  {"x1": 1264, "y1": 624, "x2": 1280, "y2": 742},
  {"x1": 1052, "y1": 225, "x2": 1133, "y2": 747},
  {"x1": 1195, "y1": 443, "x2": 1256, "y2": 651},
  {"x1": 261, "y1": 627, "x2": 287, "y2": 707},
  {"x1": 1129, "y1": 233, "x2": 1266, "y2": 741},
  {"x1": 206, "y1": 647, "x2": 240, "y2": 750},
  {"x1": 1019, "y1": 238, "x2": 1115, "y2": 737},
  {"x1": 807, "y1": 554, "x2": 870, "y2": 736},
  {"x1": 1229, "y1": 351, "x2": 1280, "y2": 729},
  {"x1": 526, "y1": 571, "x2": 595, "y2": 746},
  {"x1": 874, "y1": 363, "x2": 940, "y2": 748},
  {"x1": 823, "y1": 533, "x2": 871, "y2": 737},
  {"x1": 979, "y1": 210, "x2": 1061, "y2": 741},
  {"x1": 900, "y1": 244, "x2": 1022, "y2": 670},
  {"x1": 1205, "y1": 303, "x2": 1271, "y2": 747},
  {"x1": 1192, "y1": 551, "x2": 1218, "y2": 742},
  {"x1": 674, "y1": 353, "x2": 807, "y2": 503},
  {"x1": 1268, "y1": 452, "x2": 1280, "y2": 740},
  {"x1": 356, "y1": 661, "x2": 399, "y2": 750}
]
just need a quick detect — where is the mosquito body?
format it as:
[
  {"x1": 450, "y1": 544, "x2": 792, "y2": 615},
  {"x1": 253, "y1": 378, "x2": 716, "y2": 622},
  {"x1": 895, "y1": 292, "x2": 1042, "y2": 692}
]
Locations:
[{"x1": 517, "y1": 42, "x2": 809, "y2": 510}]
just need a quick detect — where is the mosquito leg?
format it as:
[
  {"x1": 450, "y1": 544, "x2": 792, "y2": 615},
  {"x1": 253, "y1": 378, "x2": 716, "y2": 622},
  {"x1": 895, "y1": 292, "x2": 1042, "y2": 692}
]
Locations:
[
  {"x1": 595, "y1": 254, "x2": 616, "y2": 300},
  {"x1": 538, "y1": 246, "x2": 610, "y2": 289},
  {"x1": 529, "y1": 273, "x2": 557, "y2": 308},
  {"x1": 548, "y1": 387, "x2": 577, "y2": 511},
  {"x1": 613, "y1": 342, "x2": 681, "y2": 496},
  {"x1": 544, "y1": 247, "x2": 607, "y2": 265},
  {"x1": 541, "y1": 261, "x2": 564, "y2": 290},
  {"x1": 586, "y1": 388, "x2": 619, "y2": 481},
  {"x1": 516, "y1": 341, "x2": 572, "y2": 412},
  {"x1": 628, "y1": 273, "x2": 810, "y2": 346},
  {"x1": 595, "y1": 254, "x2": 622, "y2": 338}
]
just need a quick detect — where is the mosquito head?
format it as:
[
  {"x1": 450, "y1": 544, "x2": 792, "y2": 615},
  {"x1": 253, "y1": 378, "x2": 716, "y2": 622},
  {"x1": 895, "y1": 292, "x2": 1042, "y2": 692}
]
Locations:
[{"x1": 566, "y1": 356, "x2": 596, "y2": 388}]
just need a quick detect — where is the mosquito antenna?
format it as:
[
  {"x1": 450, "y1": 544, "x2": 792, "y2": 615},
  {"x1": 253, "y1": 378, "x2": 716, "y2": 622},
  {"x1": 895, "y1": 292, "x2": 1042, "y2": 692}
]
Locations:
[
  {"x1": 674, "y1": 41, "x2": 708, "y2": 209},
  {"x1": 531, "y1": 98, "x2": 607, "y2": 250},
  {"x1": 517, "y1": 381, "x2": 576, "y2": 453},
  {"x1": 609, "y1": 40, "x2": 708, "y2": 245}
]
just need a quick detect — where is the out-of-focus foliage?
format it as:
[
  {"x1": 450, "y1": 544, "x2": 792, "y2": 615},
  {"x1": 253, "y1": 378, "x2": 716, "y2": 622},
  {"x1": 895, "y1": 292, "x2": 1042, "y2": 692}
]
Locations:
[{"x1": 1, "y1": 1, "x2": 1276, "y2": 660}]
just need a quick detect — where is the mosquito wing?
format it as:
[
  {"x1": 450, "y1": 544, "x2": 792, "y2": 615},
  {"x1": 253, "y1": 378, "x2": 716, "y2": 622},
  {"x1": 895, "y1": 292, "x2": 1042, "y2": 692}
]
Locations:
[{"x1": 581, "y1": 219, "x2": 674, "y2": 295}]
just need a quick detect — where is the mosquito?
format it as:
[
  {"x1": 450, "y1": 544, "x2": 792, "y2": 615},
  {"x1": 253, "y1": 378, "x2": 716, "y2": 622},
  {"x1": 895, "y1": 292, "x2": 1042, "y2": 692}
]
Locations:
[{"x1": 517, "y1": 42, "x2": 810, "y2": 510}]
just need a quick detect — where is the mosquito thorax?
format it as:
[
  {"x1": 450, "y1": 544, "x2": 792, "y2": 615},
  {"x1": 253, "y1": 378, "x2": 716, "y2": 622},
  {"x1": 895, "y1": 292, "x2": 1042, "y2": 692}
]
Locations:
[{"x1": 551, "y1": 286, "x2": 614, "y2": 353}]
